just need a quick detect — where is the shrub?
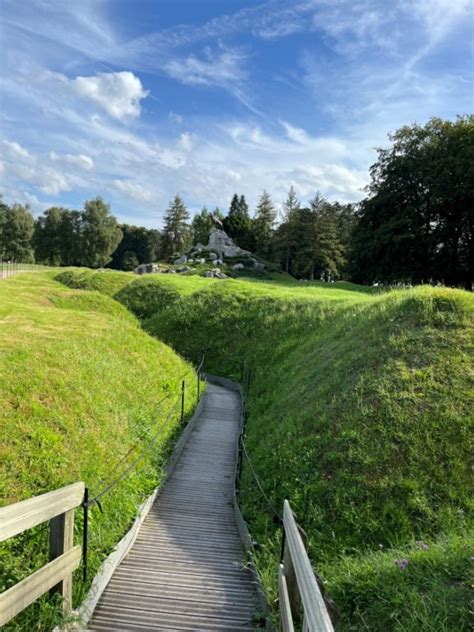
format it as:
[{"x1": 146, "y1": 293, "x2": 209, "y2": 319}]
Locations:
[{"x1": 114, "y1": 276, "x2": 181, "y2": 319}]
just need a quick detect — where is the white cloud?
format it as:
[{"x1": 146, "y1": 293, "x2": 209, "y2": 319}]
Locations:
[
  {"x1": 169, "y1": 111, "x2": 183, "y2": 124},
  {"x1": 73, "y1": 71, "x2": 149, "y2": 120},
  {"x1": 111, "y1": 180, "x2": 153, "y2": 202},
  {"x1": 1, "y1": 140, "x2": 31, "y2": 160},
  {"x1": 164, "y1": 48, "x2": 246, "y2": 87},
  {"x1": 50, "y1": 152, "x2": 94, "y2": 171}
]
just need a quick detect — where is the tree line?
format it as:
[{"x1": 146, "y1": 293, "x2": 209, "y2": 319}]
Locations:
[{"x1": 0, "y1": 116, "x2": 472, "y2": 288}]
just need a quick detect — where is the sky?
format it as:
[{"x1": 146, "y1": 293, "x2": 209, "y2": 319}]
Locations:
[{"x1": 0, "y1": 0, "x2": 472, "y2": 227}]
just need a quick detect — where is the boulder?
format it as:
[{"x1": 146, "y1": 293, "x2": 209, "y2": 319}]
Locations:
[
  {"x1": 232, "y1": 263, "x2": 244, "y2": 270},
  {"x1": 173, "y1": 255, "x2": 187, "y2": 265},
  {"x1": 253, "y1": 261, "x2": 265, "y2": 272}
]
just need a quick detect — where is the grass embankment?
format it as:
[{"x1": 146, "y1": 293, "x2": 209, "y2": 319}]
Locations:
[
  {"x1": 58, "y1": 270, "x2": 474, "y2": 631},
  {"x1": 0, "y1": 272, "x2": 197, "y2": 631}
]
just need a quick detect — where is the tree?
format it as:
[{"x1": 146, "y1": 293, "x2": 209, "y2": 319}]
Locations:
[
  {"x1": 309, "y1": 195, "x2": 345, "y2": 280},
  {"x1": 191, "y1": 207, "x2": 213, "y2": 245},
  {"x1": 161, "y1": 195, "x2": 190, "y2": 258},
  {"x1": 273, "y1": 186, "x2": 300, "y2": 272},
  {"x1": 253, "y1": 190, "x2": 276, "y2": 257},
  {"x1": 33, "y1": 207, "x2": 68, "y2": 265},
  {"x1": 223, "y1": 194, "x2": 253, "y2": 250},
  {"x1": 0, "y1": 200, "x2": 35, "y2": 262},
  {"x1": 109, "y1": 224, "x2": 161, "y2": 270},
  {"x1": 350, "y1": 116, "x2": 474, "y2": 288},
  {"x1": 80, "y1": 197, "x2": 122, "y2": 268}
]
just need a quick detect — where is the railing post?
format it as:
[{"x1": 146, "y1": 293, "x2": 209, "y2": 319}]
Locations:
[
  {"x1": 82, "y1": 488, "x2": 89, "y2": 582},
  {"x1": 197, "y1": 370, "x2": 200, "y2": 403},
  {"x1": 49, "y1": 508, "x2": 75, "y2": 613},
  {"x1": 181, "y1": 380, "x2": 185, "y2": 424}
]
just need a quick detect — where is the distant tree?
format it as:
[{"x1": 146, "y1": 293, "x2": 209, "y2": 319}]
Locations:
[
  {"x1": 58, "y1": 210, "x2": 82, "y2": 266},
  {"x1": 191, "y1": 207, "x2": 213, "y2": 245},
  {"x1": 79, "y1": 197, "x2": 122, "y2": 268},
  {"x1": 273, "y1": 186, "x2": 300, "y2": 272},
  {"x1": 161, "y1": 195, "x2": 190, "y2": 258},
  {"x1": 33, "y1": 207, "x2": 68, "y2": 265},
  {"x1": 350, "y1": 115, "x2": 474, "y2": 288},
  {"x1": 121, "y1": 251, "x2": 140, "y2": 271},
  {"x1": 223, "y1": 194, "x2": 253, "y2": 250},
  {"x1": 109, "y1": 224, "x2": 161, "y2": 270},
  {"x1": 253, "y1": 190, "x2": 276, "y2": 257},
  {"x1": 309, "y1": 194, "x2": 344, "y2": 280},
  {"x1": 0, "y1": 200, "x2": 35, "y2": 262}
]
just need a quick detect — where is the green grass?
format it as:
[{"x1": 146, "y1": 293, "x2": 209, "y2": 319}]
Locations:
[
  {"x1": 0, "y1": 271, "x2": 198, "y2": 631},
  {"x1": 58, "y1": 269, "x2": 474, "y2": 630}
]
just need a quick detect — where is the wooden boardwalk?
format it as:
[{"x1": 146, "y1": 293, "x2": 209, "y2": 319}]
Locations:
[{"x1": 88, "y1": 383, "x2": 258, "y2": 631}]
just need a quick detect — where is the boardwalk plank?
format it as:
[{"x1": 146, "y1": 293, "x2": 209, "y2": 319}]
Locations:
[{"x1": 88, "y1": 384, "x2": 257, "y2": 630}]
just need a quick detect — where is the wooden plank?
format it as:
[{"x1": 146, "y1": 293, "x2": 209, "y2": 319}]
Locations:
[
  {"x1": 283, "y1": 500, "x2": 334, "y2": 632},
  {"x1": 279, "y1": 564, "x2": 295, "y2": 632},
  {"x1": 0, "y1": 482, "x2": 84, "y2": 541},
  {"x1": 0, "y1": 545, "x2": 81, "y2": 626},
  {"x1": 49, "y1": 508, "x2": 75, "y2": 612},
  {"x1": 87, "y1": 384, "x2": 258, "y2": 629}
]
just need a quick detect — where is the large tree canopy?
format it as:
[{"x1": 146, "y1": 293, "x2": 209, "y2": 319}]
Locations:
[
  {"x1": 0, "y1": 198, "x2": 35, "y2": 262},
  {"x1": 350, "y1": 116, "x2": 474, "y2": 288}
]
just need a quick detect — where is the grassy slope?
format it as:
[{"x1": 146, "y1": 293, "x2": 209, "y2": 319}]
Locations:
[
  {"x1": 58, "y1": 271, "x2": 474, "y2": 631},
  {"x1": 0, "y1": 272, "x2": 197, "y2": 631}
]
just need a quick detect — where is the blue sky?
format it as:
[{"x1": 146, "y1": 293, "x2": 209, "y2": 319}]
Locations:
[{"x1": 0, "y1": 0, "x2": 472, "y2": 227}]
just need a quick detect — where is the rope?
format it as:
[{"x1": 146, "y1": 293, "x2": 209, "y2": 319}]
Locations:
[
  {"x1": 86, "y1": 396, "x2": 181, "y2": 508},
  {"x1": 240, "y1": 435, "x2": 283, "y2": 524}
]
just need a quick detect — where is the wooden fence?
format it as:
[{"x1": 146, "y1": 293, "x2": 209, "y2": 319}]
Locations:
[
  {"x1": 279, "y1": 499, "x2": 334, "y2": 632},
  {"x1": 0, "y1": 482, "x2": 84, "y2": 627}
]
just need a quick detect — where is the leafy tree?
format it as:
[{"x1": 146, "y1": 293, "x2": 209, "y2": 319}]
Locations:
[
  {"x1": 121, "y1": 251, "x2": 140, "y2": 271},
  {"x1": 33, "y1": 207, "x2": 68, "y2": 265},
  {"x1": 191, "y1": 207, "x2": 213, "y2": 245},
  {"x1": 80, "y1": 197, "x2": 122, "y2": 268},
  {"x1": 0, "y1": 200, "x2": 35, "y2": 262},
  {"x1": 223, "y1": 194, "x2": 253, "y2": 250},
  {"x1": 309, "y1": 194, "x2": 345, "y2": 280},
  {"x1": 109, "y1": 224, "x2": 161, "y2": 270},
  {"x1": 350, "y1": 116, "x2": 474, "y2": 288},
  {"x1": 253, "y1": 190, "x2": 276, "y2": 257},
  {"x1": 273, "y1": 186, "x2": 300, "y2": 272},
  {"x1": 58, "y1": 210, "x2": 82, "y2": 266},
  {"x1": 161, "y1": 195, "x2": 190, "y2": 258}
]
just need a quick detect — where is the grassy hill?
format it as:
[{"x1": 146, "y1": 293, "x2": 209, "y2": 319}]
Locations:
[
  {"x1": 0, "y1": 272, "x2": 197, "y2": 631},
  {"x1": 58, "y1": 269, "x2": 474, "y2": 630}
]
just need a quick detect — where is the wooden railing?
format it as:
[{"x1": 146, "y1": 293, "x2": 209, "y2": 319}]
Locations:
[
  {"x1": 279, "y1": 500, "x2": 334, "y2": 632},
  {"x1": 0, "y1": 482, "x2": 84, "y2": 627}
]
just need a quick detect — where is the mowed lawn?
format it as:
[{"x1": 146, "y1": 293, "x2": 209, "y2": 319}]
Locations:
[
  {"x1": 0, "y1": 271, "x2": 197, "y2": 631},
  {"x1": 59, "y1": 268, "x2": 474, "y2": 631}
]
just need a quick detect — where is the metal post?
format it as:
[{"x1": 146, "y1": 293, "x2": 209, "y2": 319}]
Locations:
[
  {"x1": 82, "y1": 488, "x2": 89, "y2": 582},
  {"x1": 181, "y1": 380, "x2": 185, "y2": 423}
]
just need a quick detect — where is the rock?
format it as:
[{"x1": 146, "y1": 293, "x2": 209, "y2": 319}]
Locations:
[
  {"x1": 208, "y1": 252, "x2": 218, "y2": 260},
  {"x1": 213, "y1": 259, "x2": 223, "y2": 266},
  {"x1": 207, "y1": 228, "x2": 251, "y2": 257},
  {"x1": 215, "y1": 272, "x2": 228, "y2": 279},
  {"x1": 204, "y1": 270, "x2": 214, "y2": 278},
  {"x1": 167, "y1": 268, "x2": 177, "y2": 274},
  {"x1": 253, "y1": 261, "x2": 265, "y2": 272},
  {"x1": 187, "y1": 258, "x2": 194, "y2": 263},
  {"x1": 232, "y1": 263, "x2": 244, "y2": 270},
  {"x1": 173, "y1": 255, "x2": 187, "y2": 265},
  {"x1": 198, "y1": 258, "x2": 206, "y2": 264}
]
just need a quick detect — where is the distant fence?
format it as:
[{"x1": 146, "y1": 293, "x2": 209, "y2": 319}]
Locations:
[{"x1": 0, "y1": 261, "x2": 49, "y2": 280}]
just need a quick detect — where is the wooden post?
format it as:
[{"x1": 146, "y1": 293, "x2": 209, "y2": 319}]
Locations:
[
  {"x1": 49, "y1": 508, "x2": 75, "y2": 613},
  {"x1": 181, "y1": 380, "x2": 185, "y2": 424}
]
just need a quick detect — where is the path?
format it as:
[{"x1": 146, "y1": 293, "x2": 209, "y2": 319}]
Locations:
[{"x1": 88, "y1": 383, "x2": 259, "y2": 631}]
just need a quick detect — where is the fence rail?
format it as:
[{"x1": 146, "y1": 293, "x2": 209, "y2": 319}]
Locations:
[
  {"x1": 280, "y1": 499, "x2": 334, "y2": 631},
  {"x1": 0, "y1": 482, "x2": 84, "y2": 627},
  {"x1": 0, "y1": 261, "x2": 49, "y2": 279}
]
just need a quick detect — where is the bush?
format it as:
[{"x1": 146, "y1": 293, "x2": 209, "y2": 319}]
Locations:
[{"x1": 114, "y1": 276, "x2": 181, "y2": 319}]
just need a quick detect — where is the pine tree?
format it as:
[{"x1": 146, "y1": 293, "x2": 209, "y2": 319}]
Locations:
[
  {"x1": 253, "y1": 190, "x2": 276, "y2": 257},
  {"x1": 191, "y1": 207, "x2": 213, "y2": 245},
  {"x1": 161, "y1": 195, "x2": 190, "y2": 258},
  {"x1": 274, "y1": 186, "x2": 300, "y2": 272},
  {"x1": 223, "y1": 193, "x2": 252, "y2": 250}
]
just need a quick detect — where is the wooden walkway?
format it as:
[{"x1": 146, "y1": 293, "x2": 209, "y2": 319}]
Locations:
[{"x1": 88, "y1": 383, "x2": 258, "y2": 631}]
